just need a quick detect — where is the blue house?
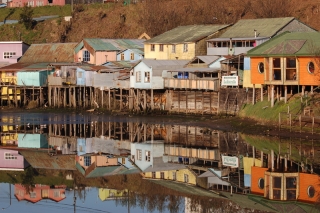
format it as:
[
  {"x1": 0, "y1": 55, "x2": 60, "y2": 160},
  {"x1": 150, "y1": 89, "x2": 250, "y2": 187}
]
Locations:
[
  {"x1": 15, "y1": 63, "x2": 52, "y2": 86},
  {"x1": 116, "y1": 49, "x2": 144, "y2": 61},
  {"x1": 18, "y1": 134, "x2": 48, "y2": 148}
]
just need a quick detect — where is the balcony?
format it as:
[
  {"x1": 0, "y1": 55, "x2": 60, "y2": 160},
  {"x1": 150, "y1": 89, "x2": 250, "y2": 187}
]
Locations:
[{"x1": 164, "y1": 78, "x2": 220, "y2": 91}]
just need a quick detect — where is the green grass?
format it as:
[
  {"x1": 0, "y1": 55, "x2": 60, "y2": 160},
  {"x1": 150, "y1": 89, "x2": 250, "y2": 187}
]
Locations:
[
  {"x1": 0, "y1": 5, "x2": 72, "y2": 22},
  {"x1": 239, "y1": 96, "x2": 308, "y2": 123}
]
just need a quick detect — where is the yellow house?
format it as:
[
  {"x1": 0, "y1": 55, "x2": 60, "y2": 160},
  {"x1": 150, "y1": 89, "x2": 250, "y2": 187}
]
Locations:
[
  {"x1": 98, "y1": 188, "x2": 128, "y2": 201},
  {"x1": 144, "y1": 167, "x2": 197, "y2": 185},
  {"x1": 144, "y1": 25, "x2": 230, "y2": 60}
]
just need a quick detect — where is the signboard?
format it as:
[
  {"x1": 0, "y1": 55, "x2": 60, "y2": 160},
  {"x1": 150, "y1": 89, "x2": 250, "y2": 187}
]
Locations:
[
  {"x1": 221, "y1": 76, "x2": 239, "y2": 86},
  {"x1": 222, "y1": 155, "x2": 239, "y2": 168}
]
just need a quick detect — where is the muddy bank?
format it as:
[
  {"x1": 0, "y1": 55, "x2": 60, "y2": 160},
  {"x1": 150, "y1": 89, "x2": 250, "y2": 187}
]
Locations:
[{"x1": 0, "y1": 107, "x2": 318, "y2": 140}]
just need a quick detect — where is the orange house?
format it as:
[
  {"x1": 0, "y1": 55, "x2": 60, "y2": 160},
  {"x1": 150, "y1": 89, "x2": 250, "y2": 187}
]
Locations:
[
  {"x1": 248, "y1": 32, "x2": 320, "y2": 106},
  {"x1": 14, "y1": 184, "x2": 66, "y2": 203},
  {"x1": 251, "y1": 167, "x2": 320, "y2": 203}
]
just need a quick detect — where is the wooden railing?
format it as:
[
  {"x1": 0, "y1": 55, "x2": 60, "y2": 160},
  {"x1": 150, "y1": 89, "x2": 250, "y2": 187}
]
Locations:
[{"x1": 164, "y1": 78, "x2": 219, "y2": 91}]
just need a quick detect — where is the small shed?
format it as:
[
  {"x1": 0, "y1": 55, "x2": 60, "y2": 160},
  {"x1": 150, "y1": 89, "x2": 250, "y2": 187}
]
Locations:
[
  {"x1": 17, "y1": 133, "x2": 48, "y2": 148},
  {"x1": 17, "y1": 70, "x2": 49, "y2": 86}
]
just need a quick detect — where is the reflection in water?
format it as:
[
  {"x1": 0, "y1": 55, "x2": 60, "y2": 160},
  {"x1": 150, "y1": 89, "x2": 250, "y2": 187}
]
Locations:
[{"x1": 0, "y1": 113, "x2": 320, "y2": 212}]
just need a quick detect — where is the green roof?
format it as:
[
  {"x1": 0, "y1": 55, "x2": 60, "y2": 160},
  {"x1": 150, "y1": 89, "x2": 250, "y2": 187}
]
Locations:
[
  {"x1": 247, "y1": 32, "x2": 320, "y2": 57},
  {"x1": 220, "y1": 17, "x2": 295, "y2": 38},
  {"x1": 145, "y1": 25, "x2": 230, "y2": 44},
  {"x1": 85, "y1": 38, "x2": 119, "y2": 51}
]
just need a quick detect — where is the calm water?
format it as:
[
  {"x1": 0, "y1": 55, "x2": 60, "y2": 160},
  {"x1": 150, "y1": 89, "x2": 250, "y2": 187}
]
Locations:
[{"x1": 0, "y1": 112, "x2": 319, "y2": 213}]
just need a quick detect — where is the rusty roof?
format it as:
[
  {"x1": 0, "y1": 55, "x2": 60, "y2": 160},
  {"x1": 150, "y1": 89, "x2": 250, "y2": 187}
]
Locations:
[
  {"x1": 19, "y1": 43, "x2": 77, "y2": 63},
  {"x1": 20, "y1": 150, "x2": 76, "y2": 170},
  {"x1": 0, "y1": 62, "x2": 34, "y2": 71}
]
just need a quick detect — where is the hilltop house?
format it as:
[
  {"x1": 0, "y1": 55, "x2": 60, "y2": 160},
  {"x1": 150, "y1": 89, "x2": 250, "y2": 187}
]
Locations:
[
  {"x1": 7, "y1": 0, "x2": 65, "y2": 7},
  {"x1": 247, "y1": 31, "x2": 320, "y2": 106},
  {"x1": 144, "y1": 24, "x2": 230, "y2": 60},
  {"x1": 74, "y1": 39, "x2": 145, "y2": 65},
  {"x1": 206, "y1": 17, "x2": 316, "y2": 89}
]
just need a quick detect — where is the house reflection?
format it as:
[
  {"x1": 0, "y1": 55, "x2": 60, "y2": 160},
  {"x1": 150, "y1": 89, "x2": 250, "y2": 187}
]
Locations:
[{"x1": 14, "y1": 184, "x2": 66, "y2": 203}]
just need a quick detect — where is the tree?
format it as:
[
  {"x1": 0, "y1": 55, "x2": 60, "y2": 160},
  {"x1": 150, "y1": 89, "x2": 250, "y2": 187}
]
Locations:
[
  {"x1": 19, "y1": 4, "x2": 34, "y2": 30},
  {"x1": 250, "y1": 0, "x2": 294, "y2": 18}
]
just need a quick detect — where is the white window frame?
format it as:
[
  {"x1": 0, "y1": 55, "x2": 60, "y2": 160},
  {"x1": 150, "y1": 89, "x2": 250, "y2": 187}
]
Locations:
[
  {"x1": 172, "y1": 45, "x2": 176, "y2": 53},
  {"x1": 159, "y1": 44, "x2": 164, "y2": 52},
  {"x1": 136, "y1": 71, "x2": 141, "y2": 82},
  {"x1": 5, "y1": 152, "x2": 17, "y2": 160},
  {"x1": 3, "y1": 52, "x2": 16, "y2": 59},
  {"x1": 183, "y1": 44, "x2": 188, "y2": 52},
  {"x1": 83, "y1": 50, "x2": 90, "y2": 62},
  {"x1": 136, "y1": 149, "x2": 142, "y2": 161},
  {"x1": 144, "y1": 71, "x2": 150, "y2": 83},
  {"x1": 145, "y1": 150, "x2": 150, "y2": 162},
  {"x1": 150, "y1": 44, "x2": 155, "y2": 51}
]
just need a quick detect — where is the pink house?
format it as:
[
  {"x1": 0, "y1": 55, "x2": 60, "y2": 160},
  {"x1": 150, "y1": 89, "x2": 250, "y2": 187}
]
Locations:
[
  {"x1": 0, "y1": 149, "x2": 28, "y2": 171},
  {"x1": 74, "y1": 38, "x2": 145, "y2": 65},
  {"x1": 0, "y1": 41, "x2": 29, "y2": 65},
  {"x1": 7, "y1": 0, "x2": 65, "y2": 7},
  {"x1": 14, "y1": 184, "x2": 66, "y2": 203}
]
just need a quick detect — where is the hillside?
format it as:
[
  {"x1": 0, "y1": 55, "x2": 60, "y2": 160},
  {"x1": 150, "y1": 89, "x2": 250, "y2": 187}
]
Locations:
[{"x1": 1, "y1": 0, "x2": 320, "y2": 44}]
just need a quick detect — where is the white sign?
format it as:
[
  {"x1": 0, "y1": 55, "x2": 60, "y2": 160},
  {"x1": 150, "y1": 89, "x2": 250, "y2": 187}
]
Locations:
[
  {"x1": 222, "y1": 155, "x2": 239, "y2": 167},
  {"x1": 221, "y1": 76, "x2": 239, "y2": 86}
]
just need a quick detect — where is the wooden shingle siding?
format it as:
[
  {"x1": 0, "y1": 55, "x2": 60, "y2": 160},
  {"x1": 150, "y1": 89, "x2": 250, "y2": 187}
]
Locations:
[
  {"x1": 298, "y1": 57, "x2": 320, "y2": 86},
  {"x1": 298, "y1": 173, "x2": 320, "y2": 203},
  {"x1": 250, "y1": 57, "x2": 265, "y2": 84},
  {"x1": 251, "y1": 166, "x2": 268, "y2": 195}
]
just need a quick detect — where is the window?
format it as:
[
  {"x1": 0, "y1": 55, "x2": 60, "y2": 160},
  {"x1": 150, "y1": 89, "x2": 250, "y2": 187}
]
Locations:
[
  {"x1": 172, "y1": 45, "x2": 176, "y2": 53},
  {"x1": 150, "y1": 44, "x2": 155, "y2": 51},
  {"x1": 121, "y1": 53, "x2": 124, "y2": 60},
  {"x1": 83, "y1": 50, "x2": 90, "y2": 62},
  {"x1": 84, "y1": 156, "x2": 91, "y2": 166},
  {"x1": 273, "y1": 177, "x2": 282, "y2": 200},
  {"x1": 173, "y1": 172, "x2": 176, "y2": 181},
  {"x1": 160, "y1": 172, "x2": 164, "y2": 179},
  {"x1": 122, "y1": 158, "x2": 125, "y2": 164},
  {"x1": 273, "y1": 58, "x2": 281, "y2": 80},
  {"x1": 152, "y1": 172, "x2": 156, "y2": 179},
  {"x1": 5, "y1": 153, "x2": 17, "y2": 160},
  {"x1": 258, "y1": 178, "x2": 264, "y2": 189},
  {"x1": 308, "y1": 61, "x2": 315, "y2": 74},
  {"x1": 184, "y1": 174, "x2": 189, "y2": 183},
  {"x1": 136, "y1": 149, "x2": 142, "y2": 161},
  {"x1": 3, "y1": 52, "x2": 16, "y2": 59},
  {"x1": 286, "y1": 177, "x2": 297, "y2": 200},
  {"x1": 77, "y1": 72, "x2": 83, "y2": 78},
  {"x1": 130, "y1": 53, "x2": 134, "y2": 60},
  {"x1": 183, "y1": 44, "x2": 188, "y2": 52},
  {"x1": 159, "y1": 44, "x2": 164, "y2": 52},
  {"x1": 144, "y1": 72, "x2": 150, "y2": 82},
  {"x1": 286, "y1": 58, "x2": 297, "y2": 80},
  {"x1": 258, "y1": 62, "x2": 264, "y2": 74},
  {"x1": 30, "y1": 192, "x2": 36, "y2": 198},
  {"x1": 145, "y1": 151, "x2": 150, "y2": 162},
  {"x1": 308, "y1": 185, "x2": 315, "y2": 198},
  {"x1": 54, "y1": 191, "x2": 60, "y2": 197},
  {"x1": 136, "y1": 71, "x2": 141, "y2": 82}
]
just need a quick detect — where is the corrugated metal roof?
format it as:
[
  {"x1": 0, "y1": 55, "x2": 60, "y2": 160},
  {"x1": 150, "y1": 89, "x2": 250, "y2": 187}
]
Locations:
[
  {"x1": 0, "y1": 62, "x2": 34, "y2": 71},
  {"x1": 247, "y1": 32, "x2": 320, "y2": 56},
  {"x1": 140, "y1": 59, "x2": 189, "y2": 76},
  {"x1": 220, "y1": 17, "x2": 295, "y2": 38},
  {"x1": 19, "y1": 43, "x2": 77, "y2": 63},
  {"x1": 190, "y1": 55, "x2": 221, "y2": 65},
  {"x1": 145, "y1": 25, "x2": 230, "y2": 44},
  {"x1": 80, "y1": 39, "x2": 145, "y2": 52},
  {"x1": 20, "y1": 150, "x2": 76, "y2": 170}
]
